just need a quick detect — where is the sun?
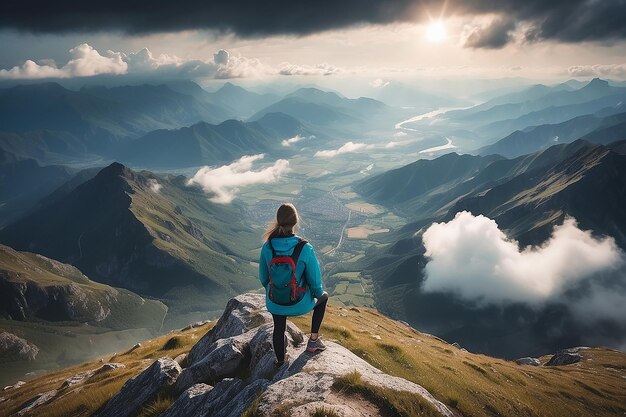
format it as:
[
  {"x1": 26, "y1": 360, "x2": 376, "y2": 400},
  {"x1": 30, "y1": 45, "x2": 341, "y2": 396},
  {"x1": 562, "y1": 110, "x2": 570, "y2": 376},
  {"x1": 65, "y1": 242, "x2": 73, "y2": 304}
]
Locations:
[{"x1": 426, "y1": 20, "x2": 447, "y2": 43}]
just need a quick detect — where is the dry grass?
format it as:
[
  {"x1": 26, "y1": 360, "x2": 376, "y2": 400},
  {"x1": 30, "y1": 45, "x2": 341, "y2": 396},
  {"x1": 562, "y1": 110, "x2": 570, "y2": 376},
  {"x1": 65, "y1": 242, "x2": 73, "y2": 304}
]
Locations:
[
  {"x1": 0, "y1": 322, "x2": 212, "y2": 417},
  {"x1": 312, "y1": 407, "x2": 342, "y2": 417},
  {"x1": 136, "y1": 393, "x2": 175, "y2": 417},
  {"x1": 291, "y1": 305, "x2": 626, "y2": 417}
]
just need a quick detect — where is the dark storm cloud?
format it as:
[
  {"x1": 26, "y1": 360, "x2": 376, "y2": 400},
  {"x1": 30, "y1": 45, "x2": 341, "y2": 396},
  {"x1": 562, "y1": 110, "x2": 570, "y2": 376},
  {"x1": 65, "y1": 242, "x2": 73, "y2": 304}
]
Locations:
[
  {"x1": 464, "y1": 18, "x2": 516, "y2": 49},
  {"x1": 1, "y1": 0, "x2": 625, "y2": 46}
]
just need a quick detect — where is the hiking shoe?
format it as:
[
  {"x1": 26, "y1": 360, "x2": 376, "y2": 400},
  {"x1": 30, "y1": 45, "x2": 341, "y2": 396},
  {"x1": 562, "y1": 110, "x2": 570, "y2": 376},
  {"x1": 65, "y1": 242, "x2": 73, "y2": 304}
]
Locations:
[{"x1": 306, "y1": 336, "x2": 327, "y2": 353}]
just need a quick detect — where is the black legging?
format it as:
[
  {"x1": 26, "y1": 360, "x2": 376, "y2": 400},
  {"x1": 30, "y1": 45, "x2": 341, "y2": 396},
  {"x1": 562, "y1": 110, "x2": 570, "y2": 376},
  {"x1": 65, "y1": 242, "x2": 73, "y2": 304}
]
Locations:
[{"x1": 272, "y1": 298, "x2": 327, "y2": 362}]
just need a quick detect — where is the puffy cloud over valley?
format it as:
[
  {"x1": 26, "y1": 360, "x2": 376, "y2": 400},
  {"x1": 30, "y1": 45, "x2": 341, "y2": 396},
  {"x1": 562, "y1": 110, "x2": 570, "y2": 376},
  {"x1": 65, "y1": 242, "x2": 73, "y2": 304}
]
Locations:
[
  {"x1": 187, "y1": 155, "x2": 290, "y2": 203},
  {"x1": 421, "y1": 212, "x2": 626, "y2": 322}
]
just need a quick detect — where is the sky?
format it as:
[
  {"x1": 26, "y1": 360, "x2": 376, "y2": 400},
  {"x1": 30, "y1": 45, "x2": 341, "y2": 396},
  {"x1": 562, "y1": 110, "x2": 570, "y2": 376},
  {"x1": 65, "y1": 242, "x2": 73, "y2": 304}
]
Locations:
[{"x1": 1, "y1": 0, "x2": 625, "y2": 92}]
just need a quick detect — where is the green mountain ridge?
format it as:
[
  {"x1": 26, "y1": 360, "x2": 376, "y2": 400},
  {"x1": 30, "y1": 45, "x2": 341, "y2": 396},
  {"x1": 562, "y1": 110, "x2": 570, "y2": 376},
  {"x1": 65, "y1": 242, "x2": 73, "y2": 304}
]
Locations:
[{"x1": 0, "y1": 162, "x2": 261, "y2": 328}]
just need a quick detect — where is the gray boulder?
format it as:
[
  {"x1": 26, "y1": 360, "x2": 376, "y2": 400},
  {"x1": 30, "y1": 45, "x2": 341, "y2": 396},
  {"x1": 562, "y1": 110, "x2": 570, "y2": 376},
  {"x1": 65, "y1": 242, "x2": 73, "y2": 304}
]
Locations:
[
  {"x1": 515, "y1": 357, "x2": 541, "y2": 366},
  {"x1": 213, "y1": 378, "x2": 270, "y2": 417},
  {"x1": 94, "y1": 357, "x2": 181, "y2": 417},
  {"x1": 0, "y1": 332, "x2": 39, "y2": 361},
  {"x1": 174, "y1": 334, "x2": 250, "y2": 393},
  {"x1": 186, "y1": 293, "x2": 270, "y2": 366},
  {"x1": 546, "y1": 352, "x2": 582, "y2": 366},
  {"x1": 159, "y1": 383, "x2": 213, "y2": 417},
  {"x1": 176, "y1": 319, "x2": 306, "y2": 394}
]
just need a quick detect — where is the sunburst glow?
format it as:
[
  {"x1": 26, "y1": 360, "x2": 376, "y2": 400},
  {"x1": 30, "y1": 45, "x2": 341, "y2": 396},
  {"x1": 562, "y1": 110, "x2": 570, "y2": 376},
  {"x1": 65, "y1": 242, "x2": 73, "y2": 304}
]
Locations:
[{"x1": 426, "y1": 20, "x2": 447, "y2": 43}]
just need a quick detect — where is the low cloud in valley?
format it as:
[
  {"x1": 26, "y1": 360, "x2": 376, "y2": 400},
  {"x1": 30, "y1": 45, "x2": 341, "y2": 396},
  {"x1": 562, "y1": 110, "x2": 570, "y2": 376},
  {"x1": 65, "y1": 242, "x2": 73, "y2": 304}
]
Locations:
[
  {"x1": 315, "y1": 142, "x2": 374, "y2": 158},
  {"x1": 187, "y1": 154, "x2": 289, "y2": 203},
  {"x1": 422, "y1": 212, "x2": 626, "y2": 321}
]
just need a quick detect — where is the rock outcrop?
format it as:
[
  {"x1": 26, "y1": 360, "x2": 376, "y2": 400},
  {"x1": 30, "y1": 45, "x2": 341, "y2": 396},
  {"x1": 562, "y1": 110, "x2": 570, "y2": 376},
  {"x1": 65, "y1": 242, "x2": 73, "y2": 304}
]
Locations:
[
  {"x1": 17, "y1": 390, "x2": 57, "y2": 415},
  {"x1": 61, "y1": 363, "x2": 125, "y2": 388},
  {"x1": 546, "y1": 352, "x2": 582, "y2": 366},
  {"x1": 515, "y1": 357, "x2": 541, "y2": 366},
  {"x1": 0, "y1": 332, "x2": 39, "y2": 362},
  {"x1": 97, "y1": 293, "x2": 454, "y2": 417},
  {"x1": 93, "y1": 357, "x2": 181, "y2": 417}
]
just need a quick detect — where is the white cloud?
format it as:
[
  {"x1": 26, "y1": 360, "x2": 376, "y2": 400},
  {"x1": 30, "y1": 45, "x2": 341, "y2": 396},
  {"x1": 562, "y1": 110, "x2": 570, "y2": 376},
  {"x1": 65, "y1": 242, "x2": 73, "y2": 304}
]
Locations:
[
  {"x1": 278, "y1": 62, "x2": 343, "y2": 76},
  {"x1": 422, "y1": 212, "x2": 624, "y2": 308},
  {"x1": 0, "y1": 43, "x2": 127, "y2": 79},
  {"x1": 187, "y1": 154, "x2": 290, "y2": 203},
  {"x1": 147, "y1": 179, "x2": 162, "y2": 193},
  {"x1": 568, "y1": 63, "x2": 626, "y2": 78},
  {"x1": 0, "y1": 44, "x2": 342, "y2": 81},
  {"x1": 369, "y1": 78, "x2": 390, "y2": 88},
  {"x1": 213, "y1": 49, "x2": 273, "y2": 79},
  {"x1": 281, "y1": 134, "x2": 315, "y2": 147},
  {"x1": 315, "y1": 141, "x2": 374, "y2": 158}
]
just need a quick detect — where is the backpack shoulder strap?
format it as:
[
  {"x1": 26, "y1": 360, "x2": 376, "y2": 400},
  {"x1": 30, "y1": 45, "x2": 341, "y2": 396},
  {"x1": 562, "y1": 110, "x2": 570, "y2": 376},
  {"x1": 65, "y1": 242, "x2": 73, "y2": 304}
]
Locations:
[{"x1": 290, "y1": 239, "x2": 308, "y2": 263}]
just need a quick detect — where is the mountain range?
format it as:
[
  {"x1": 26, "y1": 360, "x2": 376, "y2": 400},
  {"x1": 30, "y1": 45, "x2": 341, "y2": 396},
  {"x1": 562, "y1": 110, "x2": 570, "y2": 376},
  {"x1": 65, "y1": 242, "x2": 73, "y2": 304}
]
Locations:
[{"x1": 117, "y1": 113, "x2": 312, "y2": 169}]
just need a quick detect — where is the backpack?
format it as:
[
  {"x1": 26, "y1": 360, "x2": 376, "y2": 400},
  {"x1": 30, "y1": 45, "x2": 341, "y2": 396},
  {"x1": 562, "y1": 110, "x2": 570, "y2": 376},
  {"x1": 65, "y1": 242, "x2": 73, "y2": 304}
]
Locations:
[{"x1": 267, "y1": 238, "x2": 308, "y2": 306}]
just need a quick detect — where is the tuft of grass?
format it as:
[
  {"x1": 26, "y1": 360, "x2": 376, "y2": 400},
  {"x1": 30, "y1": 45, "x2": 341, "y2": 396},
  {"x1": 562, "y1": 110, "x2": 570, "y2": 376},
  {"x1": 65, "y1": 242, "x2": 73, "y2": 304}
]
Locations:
[
  {"x1": 324, "y1": 325, "x2": 354, "y2": 340},
  {"x1": 136, "y1": 393, "x2": 175, "y2": 417},
  {"x1": 161, "y1": 336, "x2": 183, "y2": 350},
  {"x1": 241, "y1": 391, "x2": 264, "y2": 417},
  {"x1": 333, "y1": 370, "x2": 442, "y2": 417},
  {"x1": 377, "y1": 343, "x2": 412, "y2": 369},
  {"x1": 312, "y1": 407, "x2": 342, "y2": 417}
]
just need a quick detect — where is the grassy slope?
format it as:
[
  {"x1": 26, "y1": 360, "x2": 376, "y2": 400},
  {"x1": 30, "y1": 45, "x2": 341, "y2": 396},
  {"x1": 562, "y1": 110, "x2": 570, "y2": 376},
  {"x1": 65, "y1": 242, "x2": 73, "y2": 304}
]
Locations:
[
  {"x1": 2, "y1": 304, "x2": 624, "y2": 417},
  {"x1": 127, "y1": 172, "x2": 260, "y2": 324}
]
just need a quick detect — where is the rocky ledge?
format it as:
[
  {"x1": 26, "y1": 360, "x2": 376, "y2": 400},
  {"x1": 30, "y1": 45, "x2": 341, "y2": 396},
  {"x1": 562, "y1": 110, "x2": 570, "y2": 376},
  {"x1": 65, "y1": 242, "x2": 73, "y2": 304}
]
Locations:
[
  {"x1": 0, "y1": 332, "x2": 39, "y2": 362},
  {"x1": 94, "y1": 293, "x2": 455, "y2": 417}
]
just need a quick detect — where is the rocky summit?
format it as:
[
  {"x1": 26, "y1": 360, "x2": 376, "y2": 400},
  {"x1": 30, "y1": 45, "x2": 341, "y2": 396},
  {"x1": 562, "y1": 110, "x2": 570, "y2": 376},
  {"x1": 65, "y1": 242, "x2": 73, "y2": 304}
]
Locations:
[
  {"x1": 2, "y1": 292, "x2": 625, "y2": 417},
  {"x1": 94, "y1": 293, "x2": 454, "y2": 417}
]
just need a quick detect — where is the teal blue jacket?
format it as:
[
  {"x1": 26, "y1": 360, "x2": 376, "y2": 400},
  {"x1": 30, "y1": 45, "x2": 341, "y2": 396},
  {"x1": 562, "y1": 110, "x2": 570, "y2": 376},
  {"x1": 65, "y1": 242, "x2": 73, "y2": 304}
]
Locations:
[{"x1": 259, "y1": 235, "x2": 323, "y2": 316}]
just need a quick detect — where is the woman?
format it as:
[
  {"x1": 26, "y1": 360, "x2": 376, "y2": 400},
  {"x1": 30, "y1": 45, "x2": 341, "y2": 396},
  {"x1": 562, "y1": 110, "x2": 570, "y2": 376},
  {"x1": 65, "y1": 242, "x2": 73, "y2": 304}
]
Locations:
[{"x1": 259, "y1": 203, "x2": 328, "y2": 367}]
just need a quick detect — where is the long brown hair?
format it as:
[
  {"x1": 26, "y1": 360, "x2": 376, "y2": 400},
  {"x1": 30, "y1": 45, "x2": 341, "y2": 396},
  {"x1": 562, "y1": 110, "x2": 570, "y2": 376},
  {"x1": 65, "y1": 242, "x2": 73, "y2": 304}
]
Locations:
[{"x1": 263, "y1": 203, "x2": 299, "y2": 241}]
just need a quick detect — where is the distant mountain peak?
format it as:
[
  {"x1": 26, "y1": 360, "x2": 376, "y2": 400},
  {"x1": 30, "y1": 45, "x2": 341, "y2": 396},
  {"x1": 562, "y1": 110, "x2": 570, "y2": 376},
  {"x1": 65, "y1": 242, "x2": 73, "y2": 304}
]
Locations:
[
  {"x1": 218, "y1": 82, "x2": 245, "y2": 92},
  {"x1": 95, "y1": 162, "x2": 135, "y2": 183},
  {"x1": 582, "y1": 78, "x2": 610, "y2": 91}
]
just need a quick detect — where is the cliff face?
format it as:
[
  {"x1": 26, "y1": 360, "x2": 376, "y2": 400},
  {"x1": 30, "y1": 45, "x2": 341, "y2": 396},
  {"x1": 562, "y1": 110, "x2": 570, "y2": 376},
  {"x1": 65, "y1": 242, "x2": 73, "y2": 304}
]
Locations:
[
  {"x1": 0, "y1": 332, "x2": 39, "y2": 362},
  {"x1": 0, "y1": 244, "x2": 166, "y2": 330}
]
